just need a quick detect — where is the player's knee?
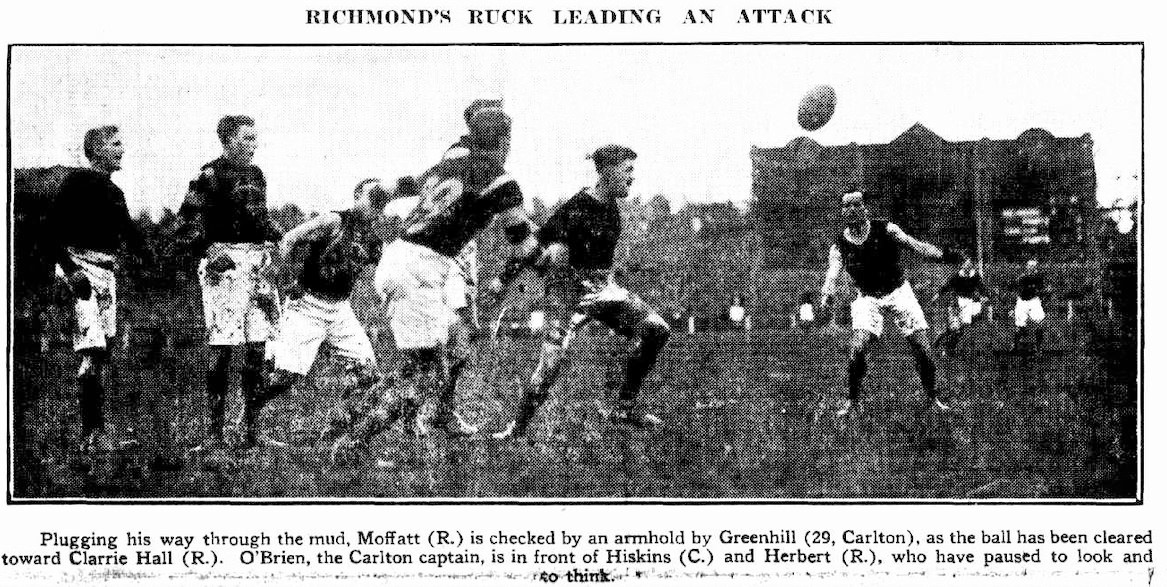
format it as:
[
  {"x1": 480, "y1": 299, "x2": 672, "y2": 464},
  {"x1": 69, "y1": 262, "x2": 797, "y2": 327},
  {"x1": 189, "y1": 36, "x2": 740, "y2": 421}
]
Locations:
[
  {"x1": 638, "y1": 315, "x2": 671, "y2": 349},
  {"x1": 77, "y1": 358, "x2": 101, "y2": 380}
]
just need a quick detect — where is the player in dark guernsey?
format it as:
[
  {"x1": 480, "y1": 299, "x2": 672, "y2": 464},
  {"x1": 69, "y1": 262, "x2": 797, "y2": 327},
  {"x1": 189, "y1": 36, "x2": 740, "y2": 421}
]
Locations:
[
  {"x1": 243, "y1": 179, "x2": 390, "y2": 447},
  {"x1": 933, "y1": 257, "x2": 988, "y2": 355},
  {"x1": 1012, "y1": 258, "x2": 1048, "y2": 353},
  {"x1": 356, "y1": 105, "x2": 529, "y2": 443},
  {"x1": 492, "y1": 145, "x2": 671, "y2": 438},
  {"x1": 176, "y1": 115, "x2": 284, "y2": 449},
  {"x1": 819, "y1": 191, "x2": 963, "y2": 415},
  {"x1": 49, "y1": 125, "x2": 152, "y2": 453}
]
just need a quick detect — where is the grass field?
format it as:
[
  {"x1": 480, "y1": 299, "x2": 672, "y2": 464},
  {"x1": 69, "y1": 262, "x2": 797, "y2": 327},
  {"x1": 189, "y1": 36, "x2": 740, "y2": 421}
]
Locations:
[{"x1": 10, "y1": 279, "x2": 1137, "y2": 501}]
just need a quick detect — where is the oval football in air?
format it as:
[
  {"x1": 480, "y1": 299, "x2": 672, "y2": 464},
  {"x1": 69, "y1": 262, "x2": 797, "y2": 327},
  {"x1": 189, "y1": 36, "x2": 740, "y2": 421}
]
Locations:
[{"x1": 797, "y1": 85, "x2": 836, "y2": 131}]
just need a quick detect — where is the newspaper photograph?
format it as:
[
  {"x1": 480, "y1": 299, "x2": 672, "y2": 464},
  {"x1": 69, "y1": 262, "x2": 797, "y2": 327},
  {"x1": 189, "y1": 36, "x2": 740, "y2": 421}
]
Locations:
[{"x1": 1, "y1": 1, "x2": 1155, "y2": 585}]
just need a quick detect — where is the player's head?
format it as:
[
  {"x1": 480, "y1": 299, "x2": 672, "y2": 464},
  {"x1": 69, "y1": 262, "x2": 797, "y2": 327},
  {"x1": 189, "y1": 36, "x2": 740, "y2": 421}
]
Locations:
[
  {"x1": 468, "y1": 107, "x2": 511, "y2": 165},
  {"x1": 1026, "y1": 258, "x2": 1039, "y2": 271},
  {"x1": 464, "y1": 99, "x2": 503, "y2": 124},
  {"x1": 840, "y1": 191, "x2": 869, "y2": 227},
  {"x1": 961, "y1": 257, "x2": 975, "y2": 273},
  {"x1": 590, "y1": 144, "x2": 638, "y2": 198},
  {"x1": 83, "y1": 125, "x2": 123, "y2": 173},
  {"x1": 353, "y1": 178, "x2": 390, "y2": 220},
  {"x1": 394, "y1": 175, "x2": 420, "y2": 198},
  {"x1": 217, "y1": 115, "x2": 257, "y2": 164}
]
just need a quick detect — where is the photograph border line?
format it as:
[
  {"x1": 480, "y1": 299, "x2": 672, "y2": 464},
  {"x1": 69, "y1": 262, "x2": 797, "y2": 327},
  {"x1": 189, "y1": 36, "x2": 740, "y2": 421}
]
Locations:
[{"x1": 6, "y1": 41, "x2": 1145, "y2": 506}]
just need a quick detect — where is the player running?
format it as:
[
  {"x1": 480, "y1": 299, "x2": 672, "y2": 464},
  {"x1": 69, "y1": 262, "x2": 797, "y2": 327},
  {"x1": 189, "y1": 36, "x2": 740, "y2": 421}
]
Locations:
[
  {"x1": 245, "y1": 179, "x2": 390, "y2": 447},
  {"x1": 177, "y1": 115, "x2": 284, "y2": 449},
  {"x1": 492, "y1": 145, "x2": 671, "y2": 439},
  {"x1": 344, "y1": 104, "x2": 528, "y2": 444},
  {"x1": 1012, "y1": 258, "x2": 1047, "y2": 353},
  {"x1": 933, "y1": 257, "x2": 988, "y2": 355},
  {"x1": 819, "y1": 191, "x2": 963, "y2": 415},
  {"x1": 49, "y1": 125, "x2": 152, "y2": 453}
]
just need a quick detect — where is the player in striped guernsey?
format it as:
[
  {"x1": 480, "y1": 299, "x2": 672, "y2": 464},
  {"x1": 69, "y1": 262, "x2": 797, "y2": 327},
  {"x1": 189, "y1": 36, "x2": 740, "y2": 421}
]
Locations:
[
  {"x1": 247, "y1": 179, "x2": 390, "y2": 448},
  {"x1": 819, "y1": 191, "x2": 963, "y2": 415},
  {"x1": 346, "y1": 105, "x2": 530, "y2": 445}
]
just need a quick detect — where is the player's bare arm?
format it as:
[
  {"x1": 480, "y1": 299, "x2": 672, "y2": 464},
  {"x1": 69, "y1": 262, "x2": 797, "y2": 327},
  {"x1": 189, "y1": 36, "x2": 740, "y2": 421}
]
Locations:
[
  {"x1": 820, "y1": 244, "x2": 843, "y2": 307},
  {"x1": 278, "y1": 212, "x2": 340, "y2": 260}
]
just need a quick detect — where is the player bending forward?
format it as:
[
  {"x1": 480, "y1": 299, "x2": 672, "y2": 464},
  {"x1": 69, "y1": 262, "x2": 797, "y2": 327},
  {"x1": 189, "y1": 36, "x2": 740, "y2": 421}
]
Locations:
[
  {"x1": 245, "y1": 179, "x2": 390, "y2": 447},
  {"x1": 493, "y1": 145, "x2": 671, "y2": 439},
  {"x1": 819, "y1": 191, "x2": 963, "y2": 415}
]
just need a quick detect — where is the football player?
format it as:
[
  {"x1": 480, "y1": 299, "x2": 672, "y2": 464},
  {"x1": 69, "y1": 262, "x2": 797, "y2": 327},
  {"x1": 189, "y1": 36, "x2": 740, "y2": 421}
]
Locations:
[
  {"x1": 247, "y1": 179, "x2": 390, "y2": 447},
  {"x1": 176, "y1": 115, "x2": 284, "y2": 449},
  {"x1": 492, "y1": 145, "x2": 671, "y2": 439},
  {"x1": 819, "y1": 191, "x2": 963, "y2": 415}
]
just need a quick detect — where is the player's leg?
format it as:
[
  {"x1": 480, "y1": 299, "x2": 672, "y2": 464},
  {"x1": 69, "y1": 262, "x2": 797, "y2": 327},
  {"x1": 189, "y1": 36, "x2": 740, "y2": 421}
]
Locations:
[
  {"x1": 891, "y1": 284, "x2": 947, "y2": 409},
  {"x1": 318, "y1": 300, "x2": 381, "y2": 442},
  {"x1": 70, "y1": 260, "x2": 115, "y2": 451},
  {"x1": 205, "y1": 345, "x2": 233, "y2": 443},
  {"x1": 610, "y1": 313, "x2": 670, "y2": 428},
  {"x1": 584, "y1": 283, "x2": 670, "y2": 428},
  {"x1": 905, "y1": 331, "x2": 948, "y2": 409},
  {"x1": 429, "y1": 310, "x2": 478, "y2": 435},
  {"x1": 250, "y1": 296, "x2": 329, "y2": 441},
  {"x1": 841, "y1": 294, "x2": 881, "y2": 414},
  {"x1": 841, "y1": 329, "x2": 875, "y2": 415},
  {"x1": 493, "y1": 316, "x2": 584, "y2": 439},
  {"x1": 198, "y1": 248, "x2": 245, "y2": 445},
  {"x1": 77, "y1": 349, "x2": 111, "y2": 452},
  {"x1": 1012, "y1": 297, "x2": 1028, "y2": 352},
  {"x1": 1031, "y1": 298, "x2": 1046, "y2": 351}
]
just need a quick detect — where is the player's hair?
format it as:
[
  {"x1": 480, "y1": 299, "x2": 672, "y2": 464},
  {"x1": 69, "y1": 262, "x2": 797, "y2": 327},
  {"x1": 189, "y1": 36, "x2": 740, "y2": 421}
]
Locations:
[
  {"x1": 588, "y1": 144, "x2": 637, "y2": 171},
  {"x1": 83, "y1": 125, "x2": 119, "y2": 161},
  {"x1": 354, "y1": 178, "x2": 390, "y2": 209},
  {"x1": 395, "y1": 176, "x2": 419, "y2": 197},
  {"x1": 464, "y1": 99, "x2": 503, "y2": 123},
  {"x1": 468, "y1": 108, "x2": 511, "y2": 150},
  {"x1": 216, "y1": 115, "x2": 255, "y2": 145}
]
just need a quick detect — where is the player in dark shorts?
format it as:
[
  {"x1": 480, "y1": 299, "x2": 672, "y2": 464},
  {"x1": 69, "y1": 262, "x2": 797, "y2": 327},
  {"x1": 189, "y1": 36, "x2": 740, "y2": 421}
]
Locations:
[
  {"x1": 492, "y1": 145, "x2": 671, "y2": 439},
  {"x1": 176, "y1": 115, "x2": 284, "y2": 449},
  {"x1": 49, "y1": 125, "x2": 152, "y2": 453},
  {"x1": 1012, "y1": 259, "x2": 1048, "y2": 353},
  {"x1": 933, "y1": 257, "x2": 988, "y2": 355},
  {"x1": 244, "y1": 179, "x2": 390, "y2": 448},
  {"x1": 819, "y1": 191, "x2": 963, "y2": 415}
]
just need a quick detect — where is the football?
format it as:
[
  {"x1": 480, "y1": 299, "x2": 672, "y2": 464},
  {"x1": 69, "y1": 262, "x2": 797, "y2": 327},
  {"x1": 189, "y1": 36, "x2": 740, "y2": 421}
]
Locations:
[{"x1": 797, "y1": 84, "x2": 837, "y2": 131}]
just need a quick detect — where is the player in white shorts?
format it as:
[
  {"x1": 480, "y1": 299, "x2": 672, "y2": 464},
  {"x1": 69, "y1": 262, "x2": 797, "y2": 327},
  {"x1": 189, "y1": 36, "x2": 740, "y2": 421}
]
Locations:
[
  {"x1": 342, "y1": 103, "x2": 529, "y2": 447},
  {"x1": 933, "y1": 258, "x2": 988, "y2": 355},
  {"x1": 245, "y1": 178, "x2": 390, "y2": 447},
  {"x1": 820, "y1": 191, "x2": 964, "y2": 415},
  {"x1": 49, "y1": 125, "x2": 152, "y2": 453},
  {"x1": 1012, "y1": 259, "x2": 1047, "y2": 353},
  {"x1": 176, "y1": 115, "x2": 284, "y2": 448}
]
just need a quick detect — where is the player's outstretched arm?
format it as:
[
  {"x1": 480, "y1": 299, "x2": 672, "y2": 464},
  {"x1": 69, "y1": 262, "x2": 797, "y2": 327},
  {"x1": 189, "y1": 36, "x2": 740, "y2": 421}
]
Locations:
[
  {"x1": 820, "y1": 244, "x2": 842, "y2": 307},
  {"x1": 887, "y1": 222, "x2": 961, "y2": 263}
]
